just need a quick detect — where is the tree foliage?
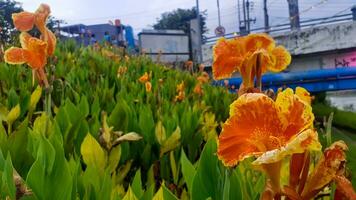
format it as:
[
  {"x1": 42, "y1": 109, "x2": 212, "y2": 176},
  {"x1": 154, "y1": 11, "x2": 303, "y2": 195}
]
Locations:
[
  {"x1": 153, "y1": 7, "x2": 208, "y2": 35},
  {"x1": 0, "y1": 0, "x2": 23, "y2": 44}
]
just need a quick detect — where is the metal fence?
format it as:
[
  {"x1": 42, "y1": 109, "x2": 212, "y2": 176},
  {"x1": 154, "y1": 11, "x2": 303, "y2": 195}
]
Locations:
[{"x1": 204, "y1": 13, "x2": 353, "y2": 44}]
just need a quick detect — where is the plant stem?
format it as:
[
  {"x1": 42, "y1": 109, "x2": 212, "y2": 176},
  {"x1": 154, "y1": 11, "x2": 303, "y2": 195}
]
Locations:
[
  {"x1": 45, "y1": 87, "x2": 52, "y2": 117},
  {"x1": 7, "y1": 122, "x2": 12, "y2": 135},
  {"x1": 256, "y1": 53, "x2": 262, "y2": 91}
]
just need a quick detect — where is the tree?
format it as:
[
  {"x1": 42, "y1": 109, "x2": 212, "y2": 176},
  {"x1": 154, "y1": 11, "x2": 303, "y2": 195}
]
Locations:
[
  {"x1": 0, "y1": 0, "x2": 23, "y2": 44},
  {"x1": 153, "y1": 7, "x2": 208, "y2": 35}
]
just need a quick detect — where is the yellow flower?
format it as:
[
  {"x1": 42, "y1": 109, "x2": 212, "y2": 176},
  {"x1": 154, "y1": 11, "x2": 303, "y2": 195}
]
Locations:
[
  {"x1": 117, "y1": 66, "x2": 127, "y2": 78},
  {"x1": 176, "y1": 81, "x2": 184, "y2": 93},
  {"x1": 12, "y1": 4, "x2": 56, "y2": 56},
  {"x1": 212, "y1": 33, "x2": 291, "y2": 90}
]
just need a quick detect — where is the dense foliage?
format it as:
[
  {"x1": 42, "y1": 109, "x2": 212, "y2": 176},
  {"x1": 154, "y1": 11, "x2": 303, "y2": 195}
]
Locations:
[{"x1": 153, "y1": 7, "x2": 208, "y2": 35}]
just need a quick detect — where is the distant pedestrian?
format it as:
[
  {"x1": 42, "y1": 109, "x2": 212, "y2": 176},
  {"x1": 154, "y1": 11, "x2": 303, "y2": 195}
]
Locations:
[
  {"x1": 104, "y1": 31, "x2": 111, "y2": 45},
  {"x1": 90, "y1": 34, "x2": 97, "y2": 45}
]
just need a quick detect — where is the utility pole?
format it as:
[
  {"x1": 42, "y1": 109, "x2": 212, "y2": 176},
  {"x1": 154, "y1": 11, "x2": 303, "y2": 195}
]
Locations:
[
  {"x1": 246, "y1": 0, "x2": 250, "y2": 32},
  {"x1": 287, "y1": 0, "x2": 300, "y2": 30},
  {"x1": 263, "y1": 0, "x2": 269, "y2": 32},
  {"x1": 242, "y1": 0, "x2": 247, "y2": 28},
  {"x1": 217, "y1": 0, "x2": 221, "y2": 27},
  {"x1": 195, "y1": 0, "x2": 202, "y2": 63}
]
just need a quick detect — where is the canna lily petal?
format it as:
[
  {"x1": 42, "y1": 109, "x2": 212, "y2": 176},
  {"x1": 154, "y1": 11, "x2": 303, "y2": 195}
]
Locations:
[
  {"x1": 295, "y1": 86, "x2": 312, "y2": 105},
  {"x1": 4, "y1": 47, "x2": 29, "y2": 65},
  {"x1": 7, "y1": 32, "x2": 48, "y2": 69},
  {"x1": 40, "y1": 29, "x2": 57, "y2": 55},
  {"x1": 301, "y1": 141, "x2": 348, "y2": 199},
  {"x1": 12, "y1": 11, "x2": 35, "y2": 31},
  {"x1": 275, "y1": 88, "x2": 314, "y2": 140},
  {"x1": 252, "y1": 129, "x2": 321, "y2": 165},
  {"x1": 34, "y1": 4, "x2": 51, "y2": 33},
  {"x1": 268, "y1": 46, "x2": 291, "y2": 72},
  {"x1": 334, "y1": 175, "x2": 356, "y2": 200},
  {"x1": 212, "y1": 38, "x2": 244, "y2": 80},
  {"x1": 244, "y1": 33, "x2": 275, "y2": 53},
  {"x1": 145, "y1": 81, "x2": 152, "y2": 92},
  {"x1": 138, "y1": 72, "x2": 149, "y2": 83},
  {"x1": 218, "y1": 93, "x2": 283, "y2": 166}
]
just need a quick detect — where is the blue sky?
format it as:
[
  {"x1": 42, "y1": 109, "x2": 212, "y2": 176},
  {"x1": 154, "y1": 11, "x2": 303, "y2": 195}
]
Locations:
[{"x1": 19, "y1": 0, "x2": 355, "y2": 36}]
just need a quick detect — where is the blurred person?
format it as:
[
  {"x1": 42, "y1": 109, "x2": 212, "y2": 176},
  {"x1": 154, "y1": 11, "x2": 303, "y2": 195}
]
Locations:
[{"x1": 104, "y1": 31, "x2": 111, "y2": 45}]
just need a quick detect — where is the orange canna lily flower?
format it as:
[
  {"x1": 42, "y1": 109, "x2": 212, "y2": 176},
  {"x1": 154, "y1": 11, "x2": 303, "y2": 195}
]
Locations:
[
  {"x1": 301, "y1": 141, "x2": 348, "y2": 199},
  {"x1": 197, "y1": 72, "x2": 210, "y2": 84},
  {"x1": 138, "y1": 72, "x2": 149, "y2": 83},
  {"x1": 193, "y1": 83, "x2": 203, "y2": 96},
  {"x1": 217, "y1": 88, "x2": 319, "y2": 166},
  {"x1": 175, "y1": 91, "x2": 185, "y2": 102},
  {"x1": 217, "y1": 88, "x2": 321, "y2": 195},
  {"x1": 145, "y1": 81, "x2": 152, "y2": 93},
  {"x1": 212, "y1": 33, "x2": 291, "y2": 91},
  {"x1": 5, "y1": 32, "x2": 47, "y2": 70},
  {"x1": 12, "y1": 4, "x2": 56, "y2": 56}
]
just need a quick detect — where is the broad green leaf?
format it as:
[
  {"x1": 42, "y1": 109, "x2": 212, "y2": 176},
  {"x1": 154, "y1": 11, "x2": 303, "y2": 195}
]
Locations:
[
  {"x1": 160, "y1": 126, "x2": 181, "y2": 157},
  {"x1": 108, "y1": 145, "x2": 121, "y2": 173},
  {"x1": 122, "y1": 186, "x2": 138, "y2": 200},
  {"x1": 6, "y1": 104, "x2": 20, "y2": 124},
  {"x1": 155, "y1": 121, "x2": 166, "y2": 145},
  {"x1": 80, "y1": 133, "x2": 107, "y2": 171},
  {"x1": 141, "y1": 184, "x2": 155, "y2": 200},
  {"x1": 180, "y1": 149, "x2": 196, "y2": 193},
  {"x1": 78, "y1": 96, "x2": 90, "y2": 117},
  {"x1": 1, "y1": 154, "x2": 16, "y2": 200},
  {"x1": 29, "y1": 86, "x2": 42, "y2": 112},
  {"x1": 131, "y1": 169, "x2": 143, "y2": 199},
  {"x1": 26, "y1": 135, "x2": 73, "y2": 200},
  {"x1": 191, "y1": 139, "x2": 222, "y2": 200},
  {"x1": 152, "y1": 184, "x2": 179, "y2": 200}
]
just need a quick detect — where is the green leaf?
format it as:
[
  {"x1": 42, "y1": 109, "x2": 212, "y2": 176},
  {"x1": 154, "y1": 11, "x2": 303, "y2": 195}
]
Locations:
[
  {"x1": 180, "y1": 149, "x2": 195, "y2": 193},
  {"x1": 78, "y1": 96, "x2": 90, "y2": 118},
  {"x1": 80, "y1": 133, "x2": 107, "y2": 172},
  {"x1": 152, "y1": 184, "x2": 179, "y2": 200},
  {"x1": 132, "y1": 169, "x2": 144, "y2": 199},
  {"x1": 29, "y1": 86, "x2": 42, "y2": 112},
  {"x1": 108, "y1": 100, "x2": 130, "y2": 132},
  {"x1": 170, "y1": 151, "x2": 178, "y2": 184},
  {"x1": 191, "y1": 139, "x2": 222, "y2": 200},
  {"x1": 6, "y1": 104, "x2": 20, "y2": 124},
  {"x1": 26, "y1": 134, "x2": 73, "y2": 200},
  {"x1": 1, "y1": 154, "x2": 16, "y2": 200},
  {"x1": 122, "y1": 186, "x2": 138, "y2": 200},
  {"x1": 155, "y1": 121, "x2": 166, "y2": 145},
  {"x1": 160, "y1": 126, "x2": 181, "y2": 157},
  {"x1": 108, "y1": 145, "x2": 121, "y2": 173}
]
